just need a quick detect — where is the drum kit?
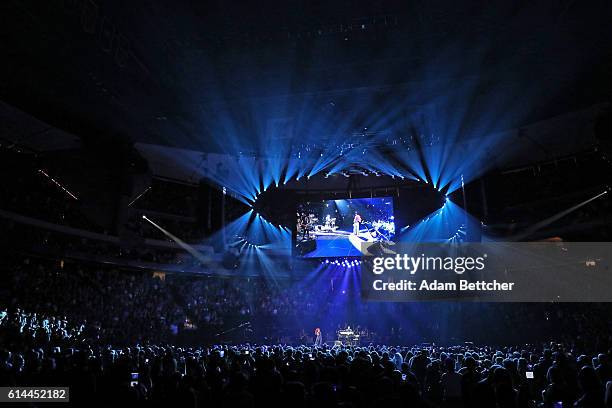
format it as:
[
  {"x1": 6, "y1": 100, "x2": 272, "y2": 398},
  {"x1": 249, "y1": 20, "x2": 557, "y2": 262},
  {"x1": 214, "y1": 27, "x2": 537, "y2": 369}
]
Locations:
[
  {"x1": 316, "y1": 215, "x2": 337, "y2": 232},
  {"x1": 337, "y1": 327, "x2": 360, "y2": 345}
]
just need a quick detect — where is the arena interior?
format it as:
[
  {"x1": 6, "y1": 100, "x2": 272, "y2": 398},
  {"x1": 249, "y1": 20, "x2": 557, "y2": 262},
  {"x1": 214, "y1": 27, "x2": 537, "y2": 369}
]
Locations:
[{"x1": 1, "y1": 1, "x2": 612, "y2": 407}]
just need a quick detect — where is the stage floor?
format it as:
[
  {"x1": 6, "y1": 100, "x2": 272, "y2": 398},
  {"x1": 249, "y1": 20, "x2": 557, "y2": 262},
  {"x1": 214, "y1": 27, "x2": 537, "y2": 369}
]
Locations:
[{"x1": 301, "y1": 230, "x2": 375, "y2": 258}]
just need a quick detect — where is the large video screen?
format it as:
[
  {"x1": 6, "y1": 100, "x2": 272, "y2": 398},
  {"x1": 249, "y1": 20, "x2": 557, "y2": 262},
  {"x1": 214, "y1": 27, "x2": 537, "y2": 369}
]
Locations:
[{"x1": 295, "y1": 197, "x2": 395, "y2": 258}]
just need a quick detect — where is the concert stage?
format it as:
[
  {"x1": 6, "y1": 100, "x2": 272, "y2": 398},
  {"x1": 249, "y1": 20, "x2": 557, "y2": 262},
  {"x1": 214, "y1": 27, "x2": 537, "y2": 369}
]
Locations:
[
  {"x1": 296, "y1": 197, "x2": 396, "y2": 258},
  {"x1": 299, "y1": 229, "x2": 377, "y2": 258}
]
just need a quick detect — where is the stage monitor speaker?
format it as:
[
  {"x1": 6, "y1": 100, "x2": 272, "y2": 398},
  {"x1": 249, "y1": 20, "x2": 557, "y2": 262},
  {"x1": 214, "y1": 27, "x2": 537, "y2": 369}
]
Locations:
[{"x1": 296, "y1": 239, "x2": 316, "y2": 256}]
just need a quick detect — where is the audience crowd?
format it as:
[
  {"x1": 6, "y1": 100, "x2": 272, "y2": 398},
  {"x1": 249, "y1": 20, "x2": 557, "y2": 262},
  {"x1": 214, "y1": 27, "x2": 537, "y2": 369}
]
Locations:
[
  {"x1": 2, "y1": 256, "x2": 612, "y2": 347},
  {"x1": 1, "y1": 218, "x2": 198, "y2": 266},
  {"x1": 1, "y1": 304, "x2": 611, "y2": 407},
  {"x1": 0, "y1": 255, "x2": 611, "y2": 407}
]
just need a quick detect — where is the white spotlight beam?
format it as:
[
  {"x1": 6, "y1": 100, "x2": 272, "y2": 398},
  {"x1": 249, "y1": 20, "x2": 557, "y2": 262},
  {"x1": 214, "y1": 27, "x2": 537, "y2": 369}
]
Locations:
[
  {"x1": 509, "y1": 190, "x2": 608, "y2": 241},
  {"x1": 128, "y1": 186, "x2": 152, "y2": 207},
  {"x1": 142, "y1": 215, "x2": 211, "y2": 265},
  {"x1": 38, "y1": 169, "x2": 79, "y2": 200}
]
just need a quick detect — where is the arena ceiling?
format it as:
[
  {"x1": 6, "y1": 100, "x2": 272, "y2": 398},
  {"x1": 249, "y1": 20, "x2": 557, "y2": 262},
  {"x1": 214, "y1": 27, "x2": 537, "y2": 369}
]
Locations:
[{"x1": 1, "y1": 0, "x2": 611, "y2": 155}]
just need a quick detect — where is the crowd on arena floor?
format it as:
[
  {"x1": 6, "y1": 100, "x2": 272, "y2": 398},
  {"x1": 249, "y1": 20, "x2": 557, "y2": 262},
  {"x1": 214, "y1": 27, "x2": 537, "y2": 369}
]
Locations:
[
  {"x1": 1, "y1": 304, "x2": 612, "y2": 407},
  {"x1": 2, "y1": 255, "x2": 612, "y2": 347}
]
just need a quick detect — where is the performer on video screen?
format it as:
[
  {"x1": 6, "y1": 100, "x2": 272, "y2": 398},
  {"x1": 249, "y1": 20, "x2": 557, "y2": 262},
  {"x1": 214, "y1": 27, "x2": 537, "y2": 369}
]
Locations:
[
  {"x1": 314, "y1": 327, "x2": 322, "y2": 347},
  {"x1": 299, "y1": 213, "x2": 309, "y2": 239},
  {"x1": 353, "y1": 212, "x2": 362, "y2": 235}
]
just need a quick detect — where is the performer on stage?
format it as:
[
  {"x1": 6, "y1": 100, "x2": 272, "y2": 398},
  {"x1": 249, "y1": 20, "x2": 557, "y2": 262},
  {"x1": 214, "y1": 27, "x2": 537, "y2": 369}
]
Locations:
[
  {"x1": 353, "y1": 212, "x2": 362, "y2": 235},
  {"x1": 299, "y1": 213, "x2": 310, "y2": 239},
  {"x1": 314, "y1": 327, "x2": 322, "y2": 347}
]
